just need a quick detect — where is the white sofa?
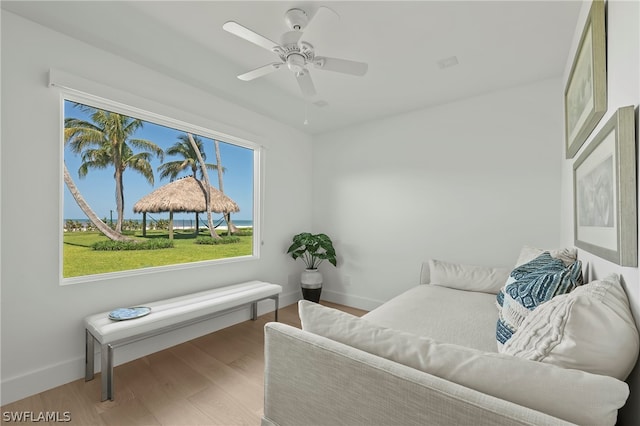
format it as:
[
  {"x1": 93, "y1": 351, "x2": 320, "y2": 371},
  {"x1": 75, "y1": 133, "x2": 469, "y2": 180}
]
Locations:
[{"x1": 262, "y1": 248, "x2": 639, "y2": 426}]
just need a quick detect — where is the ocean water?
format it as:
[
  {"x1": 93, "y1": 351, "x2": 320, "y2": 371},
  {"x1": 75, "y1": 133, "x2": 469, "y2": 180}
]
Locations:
[{"x1": 64, "y1": 218, "x2": 253, "y2": 228}]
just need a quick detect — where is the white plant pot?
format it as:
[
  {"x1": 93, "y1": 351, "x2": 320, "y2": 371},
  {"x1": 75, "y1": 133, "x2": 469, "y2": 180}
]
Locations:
[
  {"x1": 301, "y1": 269, "x2": 323, "y2": 303},
  {"x1": 301, "y1": 269, "x2": 323, "y2": 289}
]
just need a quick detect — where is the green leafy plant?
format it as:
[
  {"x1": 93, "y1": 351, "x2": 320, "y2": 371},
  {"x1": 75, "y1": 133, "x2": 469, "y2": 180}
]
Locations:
[
  {"x1": 195, "y1": 235, "x2": 241, "y2": 245},
  {"x1": 233, "y1": 228, "x2": 253, "y2": 237},
  {"x1": 287, "y1": 232, "x2": 337, "y2": 269},
  {"x1": 91, "y1": 239, "x2": 174, "y2": 251}
]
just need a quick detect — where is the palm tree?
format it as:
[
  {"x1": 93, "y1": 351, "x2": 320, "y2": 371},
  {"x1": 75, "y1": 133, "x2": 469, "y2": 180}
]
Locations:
[
  {"x1": 63, "y1": 163, "x2": 132, "y2": 242},
  {"x1": 214, "y1": 139, "x2": 238, "y2": 235},
  {"x1": 187, "y1": 133, "x2": 219, "y2": 239},
  {"x1": 158, "y1": 134, "x2": 222, "y2": 234},
  {"x1": 65, "y1": 104, "x2": 164, "y2": 233},
  {"x1": 158, "y1": 134, "x2": 219, "y2": 181}
]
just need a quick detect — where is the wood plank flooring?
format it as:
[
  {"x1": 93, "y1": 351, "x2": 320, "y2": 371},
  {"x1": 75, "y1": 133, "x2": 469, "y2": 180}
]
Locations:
[{"x1": 1, "y1": 301, "x2": 366, "y2": 425}]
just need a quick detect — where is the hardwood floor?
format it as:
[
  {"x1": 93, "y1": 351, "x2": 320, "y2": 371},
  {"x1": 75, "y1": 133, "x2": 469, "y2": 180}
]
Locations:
[{"x1": 1, "y1": 301, "x2": 366, "y2": 425}]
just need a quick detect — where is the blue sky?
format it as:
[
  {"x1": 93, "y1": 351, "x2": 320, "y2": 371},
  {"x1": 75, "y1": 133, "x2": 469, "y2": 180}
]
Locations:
[{"x1": 64, "y1": 100, "x2": 254, "y2": 222}]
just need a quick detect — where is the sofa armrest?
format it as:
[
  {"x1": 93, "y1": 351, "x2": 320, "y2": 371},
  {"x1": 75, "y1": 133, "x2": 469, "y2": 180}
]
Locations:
[{"x1": 263, "y1": 323, "x2": 573, "y2": 426}]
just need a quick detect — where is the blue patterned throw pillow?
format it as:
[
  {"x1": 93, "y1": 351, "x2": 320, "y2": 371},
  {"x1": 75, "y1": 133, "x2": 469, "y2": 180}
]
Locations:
[
  {"x1": 496, "y1": 252, "x2": 583, "y2": 348},
  {"x1": 496, "y1": 252, "x2": 564, "y2": 309}
]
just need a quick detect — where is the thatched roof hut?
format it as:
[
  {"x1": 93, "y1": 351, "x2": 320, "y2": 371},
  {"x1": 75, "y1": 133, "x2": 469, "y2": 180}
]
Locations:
[
  {"x1": 133, "y1": 176, "x2": 239, "y2": 238},
  {"x1": 134, "y1": 176, "x2": 239, "y2": 214}
]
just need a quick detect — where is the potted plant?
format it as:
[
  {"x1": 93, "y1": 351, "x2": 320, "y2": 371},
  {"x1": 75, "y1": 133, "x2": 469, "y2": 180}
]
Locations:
[{"x1": 287, "y1": 232, "x2": 337, "y2": 302}]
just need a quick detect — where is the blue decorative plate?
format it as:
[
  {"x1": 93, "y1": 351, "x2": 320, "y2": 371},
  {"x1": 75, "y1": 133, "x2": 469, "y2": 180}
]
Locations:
[{"x1": 108, "y1": 306, "x2": 151, "y2": 321}]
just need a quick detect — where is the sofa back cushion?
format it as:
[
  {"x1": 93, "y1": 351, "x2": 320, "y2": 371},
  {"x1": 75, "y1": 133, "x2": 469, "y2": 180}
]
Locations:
[
  {"x1": 502, "y1": 274, "x2": 639, "y2": 381},
  {"x1": 424, "y1": 259, "x2": 510, "y2": 294},
  {"x1": 299, "y1": 301, "x2": 628, "y2": 426}
]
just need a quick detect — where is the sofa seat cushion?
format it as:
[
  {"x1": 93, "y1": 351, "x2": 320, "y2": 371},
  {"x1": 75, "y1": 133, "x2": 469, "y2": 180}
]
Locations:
[
  {"x1": 299, "y1": 301, "x2": 629, "y2": 426},
  {"x1": 363, "y1": 285, "x2": 499, "y2": 353}
]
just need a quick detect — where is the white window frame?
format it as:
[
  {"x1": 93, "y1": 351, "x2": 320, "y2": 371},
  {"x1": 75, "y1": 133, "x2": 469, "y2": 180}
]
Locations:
[{"x1": 54, "y1": 82, "x2": 263, "y2": 286}]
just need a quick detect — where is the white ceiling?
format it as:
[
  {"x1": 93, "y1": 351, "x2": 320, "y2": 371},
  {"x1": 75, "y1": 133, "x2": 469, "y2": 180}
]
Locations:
[{"x1": 2, "y1": 1, "x2": 581, "y2": 135}]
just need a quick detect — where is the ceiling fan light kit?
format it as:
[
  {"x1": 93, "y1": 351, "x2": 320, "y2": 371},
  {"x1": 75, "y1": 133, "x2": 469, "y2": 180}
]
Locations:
[{"x1": 223, "y1": 6, "x2": 368, "y2": 100}]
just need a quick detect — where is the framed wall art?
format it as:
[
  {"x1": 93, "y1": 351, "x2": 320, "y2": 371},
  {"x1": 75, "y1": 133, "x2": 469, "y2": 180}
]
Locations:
[
  {"x1": 573, "y1": 106, "x2": 637, "y2": 266},
  {"x1": 564, "y1": 0, "x2": 606, "y2": 159}
]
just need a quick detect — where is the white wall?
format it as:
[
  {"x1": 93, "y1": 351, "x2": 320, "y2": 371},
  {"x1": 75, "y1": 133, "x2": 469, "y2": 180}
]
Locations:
[
  {"x1": 559, "y1": 1, "x2": 639, "y2": 423},
  {"x1": 312, "y1": 78, "x2": 564, "y2": 310},
  {"x1": 0, "y1": 11, "x2": 312, "y2": 404}
]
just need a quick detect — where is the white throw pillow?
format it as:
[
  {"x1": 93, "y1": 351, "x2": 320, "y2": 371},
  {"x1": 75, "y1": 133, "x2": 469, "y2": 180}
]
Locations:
[
  {"x1": 427, "y1": 259, "x2": 510, "y2": 294},
  {"x1": 503, "y1": 274, "x2": 639, "y2": 381},
  {"x1": 299, "y1": 301, "x2": 628, "y2": 426},
  {"x1": 515, "y1": 245, "x2": 577, "y2": 267}
]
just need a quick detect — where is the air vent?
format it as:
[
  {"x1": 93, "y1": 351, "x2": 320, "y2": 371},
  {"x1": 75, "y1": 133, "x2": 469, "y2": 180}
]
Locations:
[{"x1": 437, "y1": 56, "x2": 459, "y2": 69}]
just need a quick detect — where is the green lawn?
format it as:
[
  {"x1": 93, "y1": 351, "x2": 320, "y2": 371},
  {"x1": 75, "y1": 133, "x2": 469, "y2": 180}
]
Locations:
[{"x1": 63, "y1": 229, "x2": 253, "y2": 278}]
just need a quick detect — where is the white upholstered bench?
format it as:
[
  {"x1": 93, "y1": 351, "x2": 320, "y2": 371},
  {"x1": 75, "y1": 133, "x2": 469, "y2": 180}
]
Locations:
[{"x1": 84, "y1": 280, "x2": 282, "y2": 401}]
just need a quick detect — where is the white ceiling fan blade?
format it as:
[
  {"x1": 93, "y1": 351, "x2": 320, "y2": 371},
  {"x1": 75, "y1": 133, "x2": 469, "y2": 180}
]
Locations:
[
  {"x1": 296, "y1": 70, "x2": 317, "y2": 98},
  {"x1": 237, "y1": 63, "x2": 283, "y2": 81},
  {"x1": 313, "y1": 57, "x2": 368, "y2": 76},
  {"x1": 223, "y1": 21, "x2": 280, "y2": 52}
]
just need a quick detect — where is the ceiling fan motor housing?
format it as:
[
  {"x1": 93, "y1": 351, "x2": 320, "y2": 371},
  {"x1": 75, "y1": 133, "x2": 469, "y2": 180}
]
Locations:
[
  {"x1": 284, "y1": 8, "x2": 309, "y2": 31},
  {"x1": 274, "y1": 34, "x2": 315, "y2": 69},
  {"x1": 286, "y1": 53, "x2": 306, "y2": 74}
]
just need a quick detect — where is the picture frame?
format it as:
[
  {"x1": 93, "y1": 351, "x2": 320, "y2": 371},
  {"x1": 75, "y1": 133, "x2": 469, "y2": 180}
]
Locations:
[
  {"x1": 573, "y1": 106, "x2": 637, "y2": 267},
  {"x1": 564, "y1": 0, "x2": 607, "y2": 159}
]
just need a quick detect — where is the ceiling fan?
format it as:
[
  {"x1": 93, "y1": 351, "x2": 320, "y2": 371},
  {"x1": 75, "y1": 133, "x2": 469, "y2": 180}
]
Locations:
[{"x1": 223, "y1": 7, "x2": 368, "y2": 99}]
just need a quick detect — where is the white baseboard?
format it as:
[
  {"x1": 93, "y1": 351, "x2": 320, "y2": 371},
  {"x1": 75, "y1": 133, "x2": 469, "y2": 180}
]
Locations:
[
  {"x1": 1, "y1": 292, "x2": 299, "y2": 406},
  {"x1": 1, "y1": 357, "x2": 87, "y2": 407},
  {"x1": 278, "y1": 289, "x2": 301, "y2": 308},
  {"x1": 320, "y1": 289, "x2": 384, "y2": 312}
]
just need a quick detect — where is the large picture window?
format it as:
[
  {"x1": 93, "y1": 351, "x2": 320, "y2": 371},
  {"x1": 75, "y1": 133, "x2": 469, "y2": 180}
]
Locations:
[{"x1": 61, "y1": 96, "x2": 260, "y2": 283}]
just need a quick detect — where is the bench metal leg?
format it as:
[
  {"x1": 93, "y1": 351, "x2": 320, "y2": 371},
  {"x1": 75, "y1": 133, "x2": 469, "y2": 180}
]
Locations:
[
  {"x1": 86, "y1": 331, "x2": 114, "y2": 401},
  {"x1": 101, "y1": 344, "x2": 114, "y2": 401},
  {"x1": 251, "y1": 301, "x2": 258, "y2": 321},
  {"x1": 251, "y1": 296, "x2": 279, "y2": 321},
  {"x1": 85, "y1": 329, "x2": 95, "y2": 381}
]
